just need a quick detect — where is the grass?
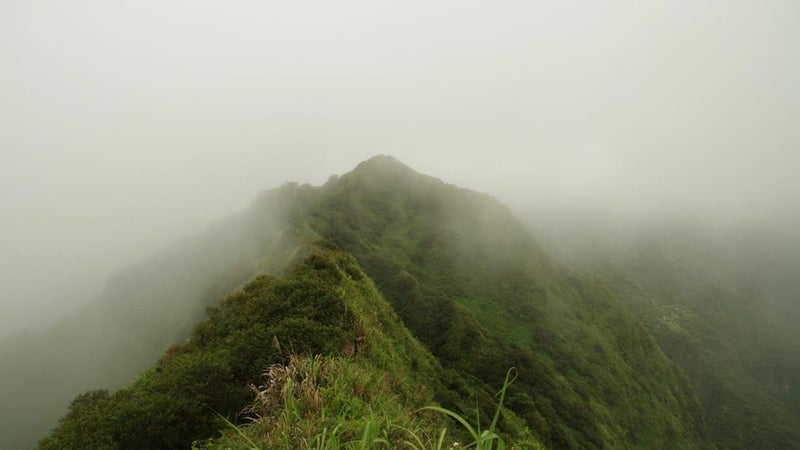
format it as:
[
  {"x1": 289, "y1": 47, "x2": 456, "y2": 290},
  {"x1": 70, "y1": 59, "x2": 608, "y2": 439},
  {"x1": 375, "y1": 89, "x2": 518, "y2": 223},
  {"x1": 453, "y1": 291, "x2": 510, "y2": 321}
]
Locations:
[
  {"x1": 198, "y1": 360, "x2": 539, "y2": 450},
  {"x1": 420, "y1": 368, "x2": 517, "y2": 450}
]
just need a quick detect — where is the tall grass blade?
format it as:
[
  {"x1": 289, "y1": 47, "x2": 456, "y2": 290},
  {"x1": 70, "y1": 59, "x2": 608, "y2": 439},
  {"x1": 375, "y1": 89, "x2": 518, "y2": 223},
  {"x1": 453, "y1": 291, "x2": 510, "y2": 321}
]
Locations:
[
  {"x1": 420, "y1": 406, "x2": 479, "y2": 443},
  {"x1": 211, "y1": 410, "x2": 260, "y2": 450}
]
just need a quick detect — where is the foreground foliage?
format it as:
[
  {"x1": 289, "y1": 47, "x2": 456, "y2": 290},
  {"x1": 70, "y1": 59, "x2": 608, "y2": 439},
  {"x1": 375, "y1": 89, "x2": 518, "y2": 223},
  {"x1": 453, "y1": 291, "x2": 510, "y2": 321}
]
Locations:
[{"x1": 199, "y1": 359, "x2": 542, "y2": 449}]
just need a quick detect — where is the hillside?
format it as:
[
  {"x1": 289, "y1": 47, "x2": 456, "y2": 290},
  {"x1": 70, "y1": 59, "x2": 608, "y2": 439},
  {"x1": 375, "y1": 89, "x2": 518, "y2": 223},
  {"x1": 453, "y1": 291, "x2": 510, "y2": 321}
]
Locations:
[
  {"x1": 296, "y1": 156, "x2": 707, "y2": 447},
  {"x1": 7, "y1": 156, "x2": 707, "y2": 448},
  {"x1": 40, "y1": 244, "x2": 459, "y2": 448},
  {"x1": 531, "y1": 217, "x2": 800, "y2": 448}
]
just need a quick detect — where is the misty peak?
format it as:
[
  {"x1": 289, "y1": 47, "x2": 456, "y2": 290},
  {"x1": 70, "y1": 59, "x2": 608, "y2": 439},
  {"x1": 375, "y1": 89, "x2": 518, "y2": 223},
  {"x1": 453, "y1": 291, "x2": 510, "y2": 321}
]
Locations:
[
  {"x1": 322, "y1": 154, "x2": 438, "y2": 193},
  {"x1": 352, "y1": 154, "x2": 416, "y2": 176}
]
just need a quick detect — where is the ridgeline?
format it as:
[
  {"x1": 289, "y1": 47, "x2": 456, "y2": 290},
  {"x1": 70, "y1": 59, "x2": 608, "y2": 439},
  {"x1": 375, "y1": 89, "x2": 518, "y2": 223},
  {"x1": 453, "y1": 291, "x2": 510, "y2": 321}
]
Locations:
[{"x1": 6, "y1": 156, "x2": 714, "y2": 448}]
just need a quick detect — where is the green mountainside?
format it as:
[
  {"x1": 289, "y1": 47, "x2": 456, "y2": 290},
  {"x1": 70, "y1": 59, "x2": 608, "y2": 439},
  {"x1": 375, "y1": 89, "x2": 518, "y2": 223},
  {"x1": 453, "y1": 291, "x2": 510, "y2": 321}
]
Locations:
[
  {"x1": 292, "y1": 156, "x2": 707, "y2": 447},
  {"x1": 531, "y1": 217, "x2": 800, "y2": 449},
  {"x1": 5, "y1": 156, "x2": 710, "y2": 448},
  {"x1": 40, "y1": 244, "x2": 455, "y2": 448}
]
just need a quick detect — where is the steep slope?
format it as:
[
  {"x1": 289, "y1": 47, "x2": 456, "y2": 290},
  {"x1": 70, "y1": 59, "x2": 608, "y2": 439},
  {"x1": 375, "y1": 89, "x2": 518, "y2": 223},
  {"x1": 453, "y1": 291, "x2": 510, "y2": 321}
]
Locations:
[
  {"x1": 40, "y1": 244, "x2": 453, "y2": 449},
  {"x1": 13, "y1": 155, "x2": 708, "y2": 448},
  {"x1": 531, "y1": 217, "x2": 800, "y2": 448},
  {"x1": 289, "y1": 156, "x2": 707, "y2": 448}
]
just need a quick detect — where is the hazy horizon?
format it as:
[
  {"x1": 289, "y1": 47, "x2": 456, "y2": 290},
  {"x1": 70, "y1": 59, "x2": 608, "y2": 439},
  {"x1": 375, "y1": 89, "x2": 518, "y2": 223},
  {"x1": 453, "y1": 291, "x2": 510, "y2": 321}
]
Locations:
[{"x1": 3, "y1": 0, "x2": 799, "y2": 337}]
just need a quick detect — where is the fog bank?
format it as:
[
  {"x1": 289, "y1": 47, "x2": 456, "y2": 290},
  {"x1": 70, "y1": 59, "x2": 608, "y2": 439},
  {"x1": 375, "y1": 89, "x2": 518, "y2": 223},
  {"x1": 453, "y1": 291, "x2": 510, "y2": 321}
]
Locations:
[{"x1": 2, "y1": 0, "x2": 799, "y2": 336}]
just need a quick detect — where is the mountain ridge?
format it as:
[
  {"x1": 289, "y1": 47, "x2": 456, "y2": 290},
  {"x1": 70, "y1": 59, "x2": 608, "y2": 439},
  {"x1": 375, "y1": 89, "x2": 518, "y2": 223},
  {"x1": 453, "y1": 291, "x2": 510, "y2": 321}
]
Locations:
[
  {"x1": 7, "y1": 156, "x2": 707, "y2": 448},
  {"x1": 297, "y1": 157, "x2": 707, "y2": 447}
]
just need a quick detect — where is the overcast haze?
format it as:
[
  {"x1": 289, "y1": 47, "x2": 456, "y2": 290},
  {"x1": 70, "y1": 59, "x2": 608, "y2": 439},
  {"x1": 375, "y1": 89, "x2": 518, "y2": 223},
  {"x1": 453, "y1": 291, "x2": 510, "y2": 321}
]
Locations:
[{"x1": 2, "y1": 0, "x2": 799, "y2": 337}]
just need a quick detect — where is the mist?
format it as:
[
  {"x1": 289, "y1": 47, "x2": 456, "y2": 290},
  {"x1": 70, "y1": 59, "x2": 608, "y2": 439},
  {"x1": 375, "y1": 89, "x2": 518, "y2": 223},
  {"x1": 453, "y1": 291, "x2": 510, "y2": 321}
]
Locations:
[{"x1": 3, "y1": 0, "x2": 799, "y2": 338}]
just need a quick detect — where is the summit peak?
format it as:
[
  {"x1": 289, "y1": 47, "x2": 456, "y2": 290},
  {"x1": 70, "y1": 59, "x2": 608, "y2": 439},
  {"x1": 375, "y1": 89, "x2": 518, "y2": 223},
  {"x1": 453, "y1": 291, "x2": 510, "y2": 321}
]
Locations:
[{"x1": 353, "y1": 154, "x2": 414, "y2": 173}]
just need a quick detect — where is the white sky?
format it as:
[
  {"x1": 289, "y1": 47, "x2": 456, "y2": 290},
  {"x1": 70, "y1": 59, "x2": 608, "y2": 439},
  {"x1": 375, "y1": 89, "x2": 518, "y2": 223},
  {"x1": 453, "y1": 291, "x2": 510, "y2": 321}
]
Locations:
[{"x1": 2, "y1": 0, "x2": 799, "y2": 336}]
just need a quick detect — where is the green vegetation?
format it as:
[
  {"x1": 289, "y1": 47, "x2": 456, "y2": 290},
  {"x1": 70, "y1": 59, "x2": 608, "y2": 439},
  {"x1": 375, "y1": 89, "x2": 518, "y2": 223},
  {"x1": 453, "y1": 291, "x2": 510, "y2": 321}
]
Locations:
[
  {"x1": 13, "y1": 155, "x2": 756, "y2": 448},
  {"x1": 199, "y1": 359, "x2": 540, "y2": 449},
  {"x1": 293, "y1": 156, "x2": 707, "y2": 448},
  {"x1": 41, "y1": 244, "x2": 543, "y2": 449},
  {"x1": 533, "y1": 217, "x2": 800, "y2": 448},
  {"x1": 40, "y1": 246, "x2": 434, "y2": 448}
]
